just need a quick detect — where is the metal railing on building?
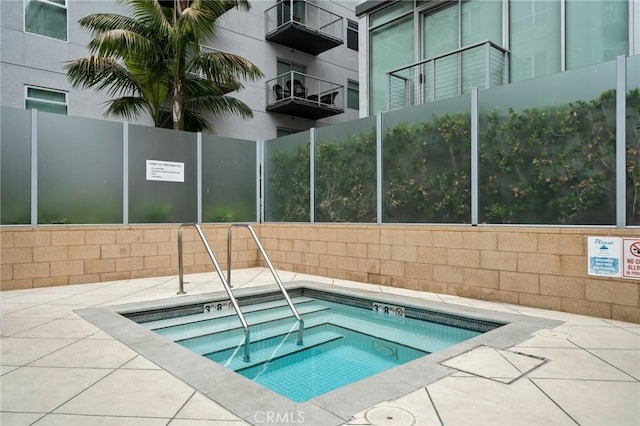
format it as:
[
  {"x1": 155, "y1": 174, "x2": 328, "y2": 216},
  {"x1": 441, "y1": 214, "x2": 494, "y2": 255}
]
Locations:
[{"x1": 387, "y1": 40, "x2": 509, "y2": 111}]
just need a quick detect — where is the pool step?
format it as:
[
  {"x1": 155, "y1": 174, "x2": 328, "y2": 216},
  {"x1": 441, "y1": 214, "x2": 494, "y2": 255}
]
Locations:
[
  {"x1": 153, "y1": 300, "x2": 328, "y2": 341},
  {"x1": 142, "y1": 296, "x2": 316, "y2": 330},
  {"x1": 177, "y1": 308, "x2": 332, "y2": 354},
  {"x1": 206, "y1": 325, "x2": 344, "y2": 371},
  {"x1": 329, "y1": 313, "x2": 472, "y2": 354}
]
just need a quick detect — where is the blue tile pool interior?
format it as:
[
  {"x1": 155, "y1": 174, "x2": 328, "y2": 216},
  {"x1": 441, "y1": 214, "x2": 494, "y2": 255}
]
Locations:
[{"x1": 129, "y1": 290, "x2": 499, "y2": 402}]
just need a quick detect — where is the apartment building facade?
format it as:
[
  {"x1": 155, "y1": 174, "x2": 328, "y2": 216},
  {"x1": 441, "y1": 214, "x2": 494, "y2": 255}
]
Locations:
[
  {"x1": 0, "y1": 0, "x2": 360, "y2": 140},
  {"x1": 356, "y1": 0, "x2": 640, "y2": 116}
]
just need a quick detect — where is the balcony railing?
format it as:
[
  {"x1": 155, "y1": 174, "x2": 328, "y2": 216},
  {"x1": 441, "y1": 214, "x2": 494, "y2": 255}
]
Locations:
[
  {"x1": 265, "y1": 0, "x2": 343, "y2": 55},
  {"x1": 266, "y1": 70, "x2": 344, "y2": 119},
  {"x1": 387, "y1": 40, "x2": 509, "y2": 111}
]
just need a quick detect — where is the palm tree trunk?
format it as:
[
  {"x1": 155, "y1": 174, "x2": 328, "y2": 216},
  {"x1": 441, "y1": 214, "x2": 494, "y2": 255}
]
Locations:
[{"x1": 173, "y1": 80, "x2": 183, "y2": 130}]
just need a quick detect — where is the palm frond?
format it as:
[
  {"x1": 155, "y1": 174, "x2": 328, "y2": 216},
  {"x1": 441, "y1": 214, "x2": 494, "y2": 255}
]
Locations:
[
  {"x1": 65, "y1": 56, "x2": 139, "y2": 97},
  {"x1": 182, "y1": 108, "x2": 213, "y2": 132},
  {"x1": 78, "y1": 13, "x2": 142, "y2": 36},
  {"x1": 174, "y1": 4, "x2": 217, "y2": 41},
  {"x1": 184, "y1": 94, "x2": 253, "y2": 119},
  {"x1": 89, "y1": 29, "x2": 156, "y2": 59},
  {"x1": 127, "y1": 0, "x2": 171, "y2": 35},
  {"x1": 183, "y1": 75, "x2": 234, "y2": 97},
  {"x1": 196, "y1": 50, "x2": 263, "y2": 82},
  {"x1": 104, "y1": 96, "x2": 151, "y2": 122}
]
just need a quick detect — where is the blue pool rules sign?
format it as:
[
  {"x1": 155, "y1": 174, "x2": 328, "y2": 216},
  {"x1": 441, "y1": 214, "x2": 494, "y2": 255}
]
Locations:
[{"x1": 587, "y1": 237, "x2": 621, "y2": 277}]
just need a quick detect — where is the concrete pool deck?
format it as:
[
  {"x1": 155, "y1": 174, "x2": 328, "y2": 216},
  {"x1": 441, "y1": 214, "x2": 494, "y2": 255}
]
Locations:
[{"x1": 1, "y1": 267, "x2": 638, "y2": 425}]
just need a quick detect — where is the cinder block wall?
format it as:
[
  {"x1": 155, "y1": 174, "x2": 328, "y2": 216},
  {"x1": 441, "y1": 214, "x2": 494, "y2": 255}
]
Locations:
[
  {"x1": 256, "y1": 225, "x2": 640, "y2": 323},
  {"x1": 1, "y1": 224, "x2": 638, "y2": 323},
  {"x1": 0, "y1": 225, "x2": 258, "y2": 290}
]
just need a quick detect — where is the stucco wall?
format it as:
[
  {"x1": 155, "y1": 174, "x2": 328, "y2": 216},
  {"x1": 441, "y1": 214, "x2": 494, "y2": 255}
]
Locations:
[{"x1": 1, "y1": 224, "x2": 638, "y2": 323}]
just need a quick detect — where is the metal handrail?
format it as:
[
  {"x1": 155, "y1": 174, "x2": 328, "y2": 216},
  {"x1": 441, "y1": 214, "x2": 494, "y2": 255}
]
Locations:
[
  {"x1": 177, "y1": 223, "x2": 251, "y2": 362},
  {"x1": 227, "y1": 224, "x2": 304, "y2": 346},
  {"x1": 265, "y1": 0, "x2": 343, "y2": 40},
  {"x1": 266, "y1": 70, "x2": 344, "y2": 108},
  {"x1": 386, "y1": 39, "x2": 508, "y2": 77}
]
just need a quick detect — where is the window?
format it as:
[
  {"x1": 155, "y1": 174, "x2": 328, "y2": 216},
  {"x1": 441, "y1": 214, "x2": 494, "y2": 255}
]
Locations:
[
  {"x1": 24, "y1": 0, "x2": 67, "y2": 41},
  {"x1": 369, "y1": 13, "x2": 413, "y2": 114},
  {"x1": 277, "y1": 60, "x2": 306, "y2": 76},
  {"x1": 566, "y1": 0, "x2": 628, "y2": 70},
  {"x1": 347, "y1": 19, "x2": 359, "y2": 51},
  {"x1": 510, "y1": 0, "x2": 560, "y2": 82},
  {"x1": 347, "y1": 80, "x2": 359, "y2": 109},
  {"x1": 276, "y1": 127, "x2": 300, "y2": 137},
  {"x1": 421, "y1": 0, "x2": 502, "y2": 100},
  {"x1": 25, "y1": 86, "x2": 67, "y2": 115}
]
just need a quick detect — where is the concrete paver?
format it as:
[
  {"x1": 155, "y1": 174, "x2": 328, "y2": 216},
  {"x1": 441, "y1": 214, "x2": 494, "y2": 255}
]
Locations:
[{"x1": 1, "y1": 268, "x2": 638, "y2": 426}]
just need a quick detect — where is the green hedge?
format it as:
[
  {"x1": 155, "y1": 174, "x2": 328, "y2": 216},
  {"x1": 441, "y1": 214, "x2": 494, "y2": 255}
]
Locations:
[{"x1": 266, "y1": 89, "x2": 640, "y2": 225}]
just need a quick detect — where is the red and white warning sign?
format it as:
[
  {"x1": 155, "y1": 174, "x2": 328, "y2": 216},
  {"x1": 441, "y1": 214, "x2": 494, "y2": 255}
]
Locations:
[{"x1": 622, "y1": 239, "x2": 640, "y2": 280}]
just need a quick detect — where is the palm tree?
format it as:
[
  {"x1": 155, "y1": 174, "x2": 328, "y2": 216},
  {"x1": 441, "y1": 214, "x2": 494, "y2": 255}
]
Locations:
[{"x1": 65, "y1": 0, "x2": 263, "y2": 131}]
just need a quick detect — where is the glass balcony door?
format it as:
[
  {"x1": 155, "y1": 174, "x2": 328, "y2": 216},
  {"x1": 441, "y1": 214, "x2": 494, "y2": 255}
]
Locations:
[
  {"x1": 421, "y1": 0, "x2": 502, "y2": 101},
  {"x1": 277, "y1": 0, "x2": 306, "y2": 26},
  {"x1": 276, "y1": 60, "x2": 306, "y2": 99},
  {"x1": 422, "y1": 3, "x2": 459, "y2": 102}
]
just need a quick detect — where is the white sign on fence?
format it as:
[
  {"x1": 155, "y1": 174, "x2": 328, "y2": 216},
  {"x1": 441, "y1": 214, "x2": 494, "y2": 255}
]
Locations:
[
  {"x1": 587, "y1": 237, "x2": 621, "y2": 277},
  {"x1": 146, "y1": 159, "x2": 184, "y2": 182}
]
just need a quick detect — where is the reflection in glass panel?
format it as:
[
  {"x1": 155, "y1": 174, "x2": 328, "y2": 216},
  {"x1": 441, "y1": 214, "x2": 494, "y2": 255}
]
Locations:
[
  {"x1": 461, "y1": 0, "x2": 501, "y2": 47},
  {"x1": 370, "y1": 14, "x2": 413, "y2": 114},
  {"x1": 566, "y1": 0, "x2": 628, "y2": 70},
  {"x1": 626, "y1": 55, "x2": 640, "y2": 225},
  {"x1": 24, "y1": 0, "x2": 67, "y2": 41},
  {"x1": 423, "y1": 4, "x2": 458, "y2": 58},
  {"x1": 347, "y1": 80, "x2": 359, "y2": 109},
  {"x1": 27, "y1": 87, "x2": 65, "y2": 102},
  {"x1": 382, "y1": 96, "x2": 471, "y2": 223},
  {"x1": 479, "y1": 61, "x2": 617, "y2": 225},
  {"x1": 264, "y1": 132, "x2": 310, "y2": 222},
  {"x1": 38, "y1": 113, "x2": 123, "y2": 224},
  {"x1": 1, "y1": 107, "x2": 31, "y2": 224},
  {"x1": 202, "y1": 136, "x2": 256, "y2": 222},
  {"x1": 315, "y1": 117, "x2": 376, "y2": 222},
  {"x1": 370, "y1": 1, "x2": 413, "y2": 28},
  {"x1": 25, "y1": 100, "x2": 67, "y2": 115},
  {"x1": 128, "y1": 125, "x2": 197, "y2": 223},
  {"x1": 510, "y1": 0, "x2": 560, "y2": 82},
  {"x1": 26, "y1": 87, "x2": 67, "y2": 115}
]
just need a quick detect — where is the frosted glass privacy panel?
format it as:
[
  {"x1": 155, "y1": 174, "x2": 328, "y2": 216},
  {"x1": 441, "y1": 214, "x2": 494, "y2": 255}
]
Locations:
[
  {"x1": 37, "y1": 112, "x2": 123, "y2": 224},
  {"x1": 315, "y1": 116, "x2": 376, "y2": 222},
  {"x1": 627, "y1": 54, "x2": 640, "y2": 226},
  {"x1": 1, "y1": 107, "x2": 31, "y2": 225},
  {"x1": 264, "y1": 131, "x2": 311, "y2": 222},
  {"x1": 202, "y1": 135, "x2": 256, "y2": 222},
  {"x1": 382, "y1": 95, "x2": 471, "y2": 223},
  {"x1": 478, "y1": 60, "x2": 617, "y2": 225},
  {"x1": 128, "y1": 125, "x2": 197, "y2": 223}
]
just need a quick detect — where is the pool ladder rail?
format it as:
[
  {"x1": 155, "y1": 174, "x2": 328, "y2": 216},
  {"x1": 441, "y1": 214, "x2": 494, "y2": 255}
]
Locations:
[{"x1": 177, "y1": 223, "x2": 304, "y2": 362}]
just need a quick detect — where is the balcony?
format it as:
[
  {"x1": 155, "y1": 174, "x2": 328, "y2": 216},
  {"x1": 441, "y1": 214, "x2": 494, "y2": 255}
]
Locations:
[
  {"x1": 387, "y1": 40, "x2": 509, "y2": 110},
  {"x1": 266, "y1": 71, "x2": 344, "y2": 120},
  {"x1": 265, "y1": 0, "x2": 343, "y2": 55}
]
